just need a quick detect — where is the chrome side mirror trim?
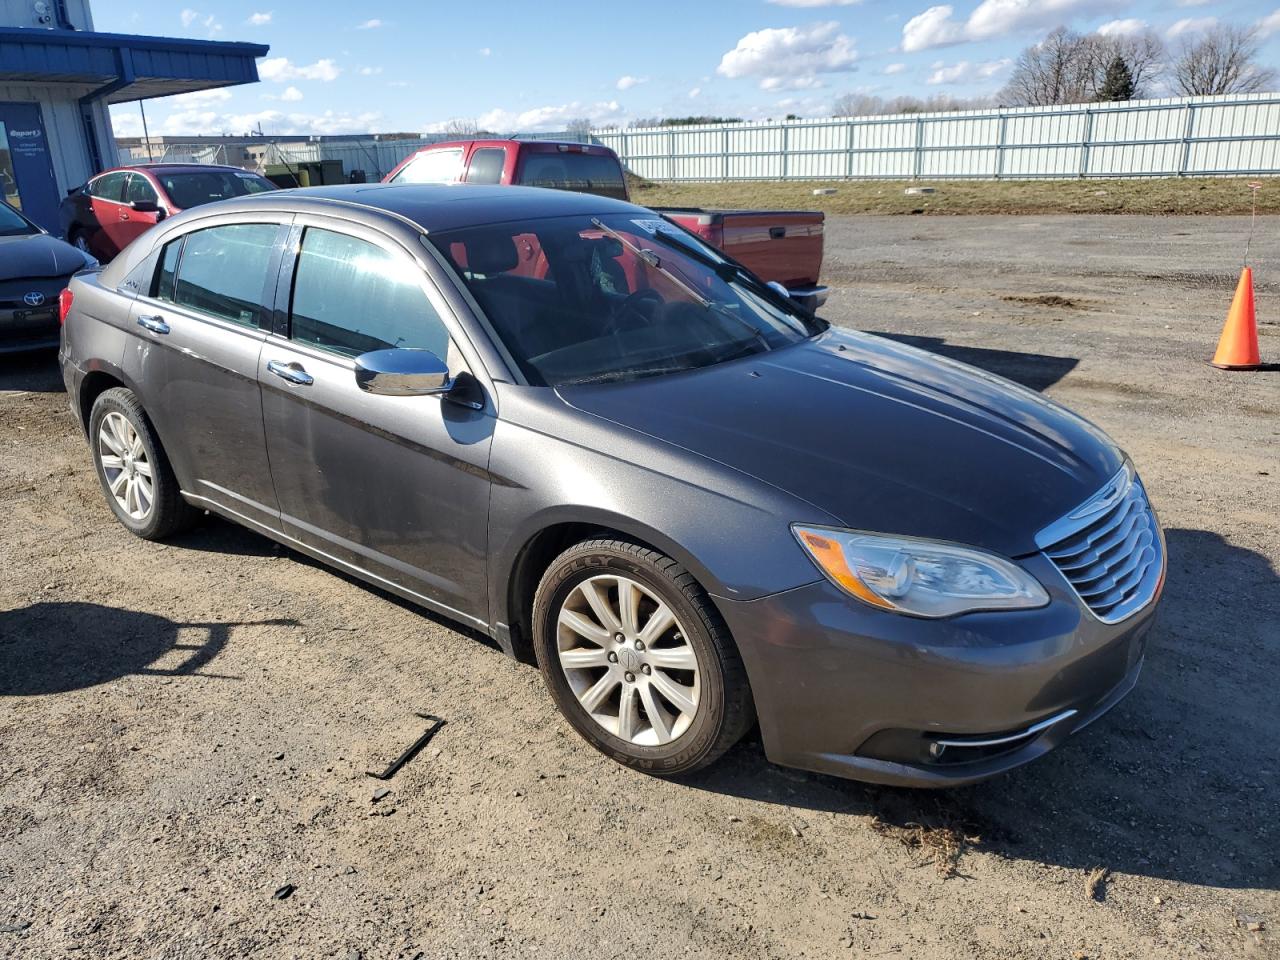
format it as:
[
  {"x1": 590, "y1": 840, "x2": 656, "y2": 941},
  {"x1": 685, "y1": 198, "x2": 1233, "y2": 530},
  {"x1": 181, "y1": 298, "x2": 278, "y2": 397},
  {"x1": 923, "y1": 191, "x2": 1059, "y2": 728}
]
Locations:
[{"x1": 354, "y1": 348, "x2": 451, "y2": 397}]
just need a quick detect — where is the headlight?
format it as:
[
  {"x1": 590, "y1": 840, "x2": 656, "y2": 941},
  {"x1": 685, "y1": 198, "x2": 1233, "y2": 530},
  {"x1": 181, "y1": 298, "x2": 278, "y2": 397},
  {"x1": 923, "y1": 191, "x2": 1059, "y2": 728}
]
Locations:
[{"x1": 792, "y1": 525, "x2": 1049, "y2": 618}]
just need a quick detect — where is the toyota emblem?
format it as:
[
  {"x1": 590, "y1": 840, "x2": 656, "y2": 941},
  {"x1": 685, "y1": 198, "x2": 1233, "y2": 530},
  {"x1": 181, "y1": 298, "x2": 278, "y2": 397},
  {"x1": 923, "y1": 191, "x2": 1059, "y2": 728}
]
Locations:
[{"x1": 23, "y1": 292, "x2": 45, "y2": 307}]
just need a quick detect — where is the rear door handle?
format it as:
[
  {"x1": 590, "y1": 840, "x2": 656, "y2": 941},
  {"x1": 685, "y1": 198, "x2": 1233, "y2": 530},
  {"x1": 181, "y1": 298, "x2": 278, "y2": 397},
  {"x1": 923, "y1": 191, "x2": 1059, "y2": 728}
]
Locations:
[
  {"x1": 267, "y1": 359, "x2": 314, "y2": 386},
  {"x1": 136, "y1": 314, "x2": 170, "y2": 335},
  {"x1": 769, "y1": 226, "x2": 786, "y2": 239}
]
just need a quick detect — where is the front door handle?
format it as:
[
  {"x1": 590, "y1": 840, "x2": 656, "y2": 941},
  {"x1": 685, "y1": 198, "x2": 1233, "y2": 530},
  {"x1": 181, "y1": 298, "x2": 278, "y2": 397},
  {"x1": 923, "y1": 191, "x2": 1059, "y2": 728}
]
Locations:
[
  {"x1": 267, "y1": 359, "x2": 314, "y2": 386},
  {"x1": 120, "y1": 212, "x2": 130, "y2": 221},
  {"x1": 136, "y1": 314, "x2": 170, "y2": 335}
]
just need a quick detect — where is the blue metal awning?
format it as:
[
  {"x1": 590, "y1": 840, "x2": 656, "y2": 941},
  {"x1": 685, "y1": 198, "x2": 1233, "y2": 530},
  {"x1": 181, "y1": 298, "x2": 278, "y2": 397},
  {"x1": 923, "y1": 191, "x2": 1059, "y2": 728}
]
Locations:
[{"x1": 0, "y1": 27, "x2": 269, "y2": 103}]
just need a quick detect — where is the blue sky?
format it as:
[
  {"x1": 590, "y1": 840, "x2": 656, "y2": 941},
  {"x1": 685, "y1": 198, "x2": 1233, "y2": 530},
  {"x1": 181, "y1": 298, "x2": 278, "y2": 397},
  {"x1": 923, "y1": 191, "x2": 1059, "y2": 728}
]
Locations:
[{"x1": 102, "y1": 0, "x2": 1280, "y2": 137}]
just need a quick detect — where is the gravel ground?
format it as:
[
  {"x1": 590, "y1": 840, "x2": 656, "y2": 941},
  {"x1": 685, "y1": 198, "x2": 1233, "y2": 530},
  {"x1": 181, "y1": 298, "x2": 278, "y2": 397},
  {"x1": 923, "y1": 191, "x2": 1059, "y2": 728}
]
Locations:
[{"x1": 1, "y1": 214, "x2": 1277, "y2": 960}]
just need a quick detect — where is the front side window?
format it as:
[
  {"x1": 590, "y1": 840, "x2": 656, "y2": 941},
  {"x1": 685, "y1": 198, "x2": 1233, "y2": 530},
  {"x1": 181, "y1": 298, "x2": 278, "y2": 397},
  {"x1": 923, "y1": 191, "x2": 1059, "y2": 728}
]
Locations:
[
  {"x1": 171, "y1": 223, "x2": 279, "y2": 327},
  {"x1": 390, "y1": 148, "x2": 463, "y2": 185},
  {"x1": 464, "y1": 148, "x2": 506, "y2": 185},
  {"x1": 91, "y1": 172, "x2": 128, "y2": 202},
  {"x1": 125, "y1": 174, "x2": 158, "y2": 205},
  {"x1": 289, "y1": 228, "x2": 449, "y2": 359},
  {"x1": 157, "y1": 170, "x2": 276, "y2": 210},
  {"x1": 428, "y1": 214, "x2": 819, "y2": 387}
]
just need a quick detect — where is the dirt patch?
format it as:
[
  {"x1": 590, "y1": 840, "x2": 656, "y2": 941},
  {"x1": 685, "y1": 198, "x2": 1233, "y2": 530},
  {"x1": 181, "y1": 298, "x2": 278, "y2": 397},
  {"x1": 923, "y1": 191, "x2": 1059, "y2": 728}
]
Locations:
[{"x1": 1002, "y1": 293, "x2": 1084, "y2": 309}]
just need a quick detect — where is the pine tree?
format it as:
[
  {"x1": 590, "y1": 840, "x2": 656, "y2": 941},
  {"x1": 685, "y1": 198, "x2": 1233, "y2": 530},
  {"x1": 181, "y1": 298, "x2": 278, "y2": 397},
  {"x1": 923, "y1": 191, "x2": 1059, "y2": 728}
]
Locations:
[{"x1": 1097, "y1": 55, "x2": 1136, "y2": 102}]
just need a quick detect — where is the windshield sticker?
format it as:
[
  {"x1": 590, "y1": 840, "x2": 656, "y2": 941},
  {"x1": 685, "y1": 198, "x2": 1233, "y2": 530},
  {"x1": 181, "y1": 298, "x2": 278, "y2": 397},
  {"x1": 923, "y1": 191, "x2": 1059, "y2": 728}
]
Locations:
[{"x1": 630, "y1": 218, "x2": 683, "y2": 238}]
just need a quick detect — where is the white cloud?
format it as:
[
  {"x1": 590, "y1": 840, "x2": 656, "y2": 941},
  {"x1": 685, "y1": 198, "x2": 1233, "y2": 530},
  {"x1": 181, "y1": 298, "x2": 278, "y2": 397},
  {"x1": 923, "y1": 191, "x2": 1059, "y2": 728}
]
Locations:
[
  {"x1": 356, "y1": 18, "x2": 382, "y2": 29},
  {"x1": 478, "y1": 47, "x2": 491, "y2": 56},
  {"x1": 168, "y1": 87, "x2": 233, "y2": 106},
  {"x1": 1166, "y1": 16, "x2": 1216, "y2": 39},
  {"x1": 616, "y1": 75, "x2": 648, "y2": 90},
  {"x1": 154, "y1": 107, "x2": 384, "y2": 137},
  {"x1": 453, "y1": 100, "x2": 626, "y2": 133},
  {"x1": 359, "y1": 66, "x2": 383, "y2": 76},
  {"x1": 766, "y1": 0, "x2": 861, "y2": 5},
  {"x1": 1097, "y1": 18, "x2": 1146, "y2": 37},
  {"x1": 688, "y1": 86, "x2": 702, "y2": 98},
  {"x1": 761, "y1": 75, "x2": 827, "y2": 90},
  {"x1": 883, "y1": 62, "x2": 907, "y2": 74},
  {"x1": 717, "y1": 21, "x2": 858, "y2": 90},
  {"x1": 247, "y1": 11, "x2": 272, "y2": 25},
  {"x1": 1258, "y1": 9, "x2": 1280, "y2": 38},
  {"x1": 180, "y1": 8, "x2": 198, "y2": 26},
  {"x1": 258, "y1": 57, "x2": 342, "y2": 82},
  {"x1": 926, "y1": 57, "x2": 1011, "y2": 84},
  {"x1": 1175, "y1": 0, "x2": 1210, "y2": 6},
  {"x1": 903, "y1": 0, "x2": 1109, "y2": 52},
  {"x1": 280, "y1": 86, "x2": 303, "y2": 101}
]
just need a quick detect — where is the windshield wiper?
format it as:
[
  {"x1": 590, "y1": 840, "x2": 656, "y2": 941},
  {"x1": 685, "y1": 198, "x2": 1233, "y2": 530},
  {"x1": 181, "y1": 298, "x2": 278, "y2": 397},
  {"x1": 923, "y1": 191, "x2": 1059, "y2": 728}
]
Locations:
[
  {"x1": 589, "y1": 218, "x2": 772, "y2": 352},
  {"x1": 561, "y1": 363, "x2": 698, "y2": 386}
]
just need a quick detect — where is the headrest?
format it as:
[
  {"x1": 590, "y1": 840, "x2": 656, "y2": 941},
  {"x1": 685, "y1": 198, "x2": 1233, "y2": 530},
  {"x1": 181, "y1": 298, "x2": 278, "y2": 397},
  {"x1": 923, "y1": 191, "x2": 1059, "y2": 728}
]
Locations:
[{"x1": 464, "y1": 235, "x2": 519, "y2": 275}]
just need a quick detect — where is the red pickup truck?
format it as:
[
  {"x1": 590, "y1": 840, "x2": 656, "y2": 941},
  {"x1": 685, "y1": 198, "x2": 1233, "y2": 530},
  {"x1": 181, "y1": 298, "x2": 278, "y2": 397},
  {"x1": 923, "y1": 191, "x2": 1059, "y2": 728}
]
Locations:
[{"x1": 384, "y1": 139, "x2": 828, "y2": 310}]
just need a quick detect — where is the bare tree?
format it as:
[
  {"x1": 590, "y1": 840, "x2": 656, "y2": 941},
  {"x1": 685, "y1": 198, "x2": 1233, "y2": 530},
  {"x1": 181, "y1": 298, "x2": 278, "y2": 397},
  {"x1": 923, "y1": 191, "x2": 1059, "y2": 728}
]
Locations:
[
  {"x1": 1092, "y1": 31, "x2": 1165, "y2": 98},
  {"x1": 833, "y1": 93, "x2": 885, "y2": 117},
  {"x1": 442, "y1": 117, "x2": 479, "y2": 136},
  {"x1": 1001, "y1": 27, "x2": 1099, "y2": 105},
  {"x1": 1170, "y1": 24, "x2": 1277, "y2": 95},
  {"x1": 563, "y1": 117, "x2": 593, "y2": 140}
]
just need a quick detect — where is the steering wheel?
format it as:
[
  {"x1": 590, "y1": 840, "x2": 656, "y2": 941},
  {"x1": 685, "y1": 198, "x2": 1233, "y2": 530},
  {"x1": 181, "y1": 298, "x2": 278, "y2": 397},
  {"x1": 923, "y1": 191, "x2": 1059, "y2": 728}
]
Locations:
[{"x1": 607, "y1": 289, "x2": 664, "y2": 335}]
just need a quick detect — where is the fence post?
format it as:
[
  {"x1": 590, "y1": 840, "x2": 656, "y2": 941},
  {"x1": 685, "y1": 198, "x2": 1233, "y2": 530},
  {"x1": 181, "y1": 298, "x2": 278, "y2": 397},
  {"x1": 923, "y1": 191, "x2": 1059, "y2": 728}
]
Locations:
[
  {"x1": 668, "y1": 128, "x2": 676, "y2": 181},
  {"x1": 995, "y1": 111, "x2": 1007, "y2": 179},
  {"x1": 846, "y1": 121, "x2": 855, "y2": 179},
  {"x1": 913, "y1": 117, "x2": 924, "y2": 179},
  {"x1": 782, "y1": 123, "x2": 790, "y2": 180},
  {"x1": 1079, "y1": 107, "x2": 1094, "y2": 178},
  {"x1": 723, "y1": 127, "x2": 730, "y2": 181},
  {"x1": 1179, "y1": 103, "x2": 1197, "y2": 176}
]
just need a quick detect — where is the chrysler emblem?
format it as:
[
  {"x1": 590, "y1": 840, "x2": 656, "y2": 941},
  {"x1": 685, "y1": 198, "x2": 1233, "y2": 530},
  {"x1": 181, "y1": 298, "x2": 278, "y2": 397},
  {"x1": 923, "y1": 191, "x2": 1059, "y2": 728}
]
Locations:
[{"x1": 23, "y1": 292, "x2": 46, "y2": 307}]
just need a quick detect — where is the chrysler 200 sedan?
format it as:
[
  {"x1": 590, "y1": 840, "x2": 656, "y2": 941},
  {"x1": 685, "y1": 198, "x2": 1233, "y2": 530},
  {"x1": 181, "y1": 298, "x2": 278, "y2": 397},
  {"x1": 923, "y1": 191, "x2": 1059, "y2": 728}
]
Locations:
[{"x1": 59, "y1": 184, "x2": 1165, "y2": 787}]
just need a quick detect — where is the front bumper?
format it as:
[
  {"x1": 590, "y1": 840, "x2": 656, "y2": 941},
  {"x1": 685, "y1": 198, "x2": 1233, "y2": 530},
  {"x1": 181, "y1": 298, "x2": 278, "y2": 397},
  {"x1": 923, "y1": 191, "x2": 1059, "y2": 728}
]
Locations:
[
  {"x1": 0, "y1": 306, "x2": 60, "y2": 354},
  {"x1": 716, "y1": 550, "x2": 1160, "y2": 787}
]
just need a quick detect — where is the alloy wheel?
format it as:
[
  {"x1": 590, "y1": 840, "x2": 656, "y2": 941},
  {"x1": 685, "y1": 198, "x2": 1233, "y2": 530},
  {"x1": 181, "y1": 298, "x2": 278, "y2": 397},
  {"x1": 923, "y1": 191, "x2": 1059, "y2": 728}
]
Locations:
[
  {"x1": 556, "y1": 574, "x2": 701, "y2": 746},
  {"x1": 98, "y1": 411, "x2": 154, "y2": 521}
]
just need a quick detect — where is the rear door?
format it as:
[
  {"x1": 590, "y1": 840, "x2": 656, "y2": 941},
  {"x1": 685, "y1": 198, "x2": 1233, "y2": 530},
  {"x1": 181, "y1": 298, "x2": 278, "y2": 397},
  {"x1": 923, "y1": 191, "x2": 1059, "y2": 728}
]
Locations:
[
  {"x1": 258, "y1": 216, "x2": 495, "y2": 624},
  {"x1": 124, "y1": 216, "x2": 289, "y2": 531}
]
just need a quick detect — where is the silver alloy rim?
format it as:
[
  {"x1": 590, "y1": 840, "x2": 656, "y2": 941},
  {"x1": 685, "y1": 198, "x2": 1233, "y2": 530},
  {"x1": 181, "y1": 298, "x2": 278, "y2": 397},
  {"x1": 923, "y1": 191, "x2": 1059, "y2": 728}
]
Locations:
[
  {"x1": 97, "y1": 411, "x2": 154, "y2": 521},
  {"x1": 556, "y1": 574, "x2": 701, "y2": 746}
]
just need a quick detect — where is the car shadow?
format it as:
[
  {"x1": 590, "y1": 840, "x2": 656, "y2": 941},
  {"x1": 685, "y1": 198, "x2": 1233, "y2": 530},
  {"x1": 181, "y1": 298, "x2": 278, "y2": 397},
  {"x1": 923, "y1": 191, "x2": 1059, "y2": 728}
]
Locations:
[
  {"x1": 0, "y1": 601, "x2": 298, "y2": 696},
  {"x1": 872, "y1": 332, "x2": 1080, "y2": 392},
  {"x1": 0, "y1": 349, "x2": 64, "y2": 393},
  {"x1": 682, "y1": 526, "x2": 1280, "y2": 893}
]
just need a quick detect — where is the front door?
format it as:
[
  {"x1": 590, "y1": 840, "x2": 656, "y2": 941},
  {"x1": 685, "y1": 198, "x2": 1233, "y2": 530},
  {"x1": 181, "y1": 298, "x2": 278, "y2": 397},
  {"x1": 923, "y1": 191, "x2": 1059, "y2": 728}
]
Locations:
[
  {"x1": 0, "y1": 102, "x2": 60, "y2": 232},
  {"x1": 259, "y1": 219, "x2": 495, "y2": 625}
]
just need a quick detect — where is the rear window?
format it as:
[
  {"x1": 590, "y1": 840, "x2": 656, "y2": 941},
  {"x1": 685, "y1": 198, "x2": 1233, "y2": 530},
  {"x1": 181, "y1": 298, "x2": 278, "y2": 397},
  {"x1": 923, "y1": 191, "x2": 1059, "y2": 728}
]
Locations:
[
  {"x1": 157, "y1": 170, "x2": 276, "y2": 210},
  {"x1": 517, "y1": 151, "x2": 627, "y2": 201}
]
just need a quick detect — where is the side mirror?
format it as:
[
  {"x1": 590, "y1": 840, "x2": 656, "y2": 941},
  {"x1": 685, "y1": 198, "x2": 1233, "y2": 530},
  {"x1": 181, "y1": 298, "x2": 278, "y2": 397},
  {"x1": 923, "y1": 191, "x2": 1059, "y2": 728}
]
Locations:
[
  {"x1": 354, "y1": 348, "x2": 452, "y2": 397},
  {"x1": 766, "y1": 280, "x2": 790, "y2": 299},
  {"x1": 131, "y1": 200, "x2": 162, "y2": 214}
]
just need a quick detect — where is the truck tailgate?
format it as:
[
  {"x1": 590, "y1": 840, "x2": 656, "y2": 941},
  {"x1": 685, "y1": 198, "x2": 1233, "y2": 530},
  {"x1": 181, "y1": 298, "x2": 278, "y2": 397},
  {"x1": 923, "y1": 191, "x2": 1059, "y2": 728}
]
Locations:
[{"x1": 657, "y1": 208, "x2": 824, "y2": 289}]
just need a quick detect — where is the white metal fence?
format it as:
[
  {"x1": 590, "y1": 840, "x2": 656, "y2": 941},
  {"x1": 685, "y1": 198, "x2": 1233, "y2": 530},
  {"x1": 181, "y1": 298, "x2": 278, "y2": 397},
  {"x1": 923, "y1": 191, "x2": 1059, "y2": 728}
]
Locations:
[{"x1": 593, "y1": 93, "x2": 1280, "y2": 181}]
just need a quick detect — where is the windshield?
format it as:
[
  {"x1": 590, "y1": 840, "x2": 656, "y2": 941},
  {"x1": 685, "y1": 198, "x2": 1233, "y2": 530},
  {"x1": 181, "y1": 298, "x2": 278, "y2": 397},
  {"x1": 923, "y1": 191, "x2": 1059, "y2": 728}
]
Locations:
[
  {"x1": 157, "y1": 170, "x2": 276, "y2": 209},
  {"x1": 428, "y1": 213, "x2": 822, "y2": 387},
  {"x1": 0, "y1": 201, "x2": 38, "y2": 237},
  {"x1": 517, "y1": 152, "x2": 628, "y2": 201}
]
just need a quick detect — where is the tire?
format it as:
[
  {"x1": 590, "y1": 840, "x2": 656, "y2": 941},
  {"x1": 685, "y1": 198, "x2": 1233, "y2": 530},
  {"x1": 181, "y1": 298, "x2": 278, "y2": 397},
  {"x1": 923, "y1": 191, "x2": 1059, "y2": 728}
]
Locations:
[
  {"x1": 88, "y1": 387, "x2": 199, "y2": 540},
  {"x1": 532, "y1": 538, "x2": 754, "y2": 776},
  {"x1": 69, "y1": 230, "x2": 91, "y2": 255}
]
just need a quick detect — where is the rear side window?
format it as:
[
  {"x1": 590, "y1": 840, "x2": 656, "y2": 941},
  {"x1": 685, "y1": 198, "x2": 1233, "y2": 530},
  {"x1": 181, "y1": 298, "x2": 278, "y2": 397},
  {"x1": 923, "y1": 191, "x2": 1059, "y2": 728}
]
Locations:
[
  {"x1": 464, "y1": 148, "x2": 506, "y2": 184},
  {"x1": 91, "y1": 172, "x2": 128, "y2": 202},
  {"x1": 390, "y1": 148, "x2": 463, "y2": 184},
  {"x1": 289, "y1": 227, "x2": 449, "y2": 359},
  {"x1": 171, "y1": 223, "x2": 279, "y2": 327}
]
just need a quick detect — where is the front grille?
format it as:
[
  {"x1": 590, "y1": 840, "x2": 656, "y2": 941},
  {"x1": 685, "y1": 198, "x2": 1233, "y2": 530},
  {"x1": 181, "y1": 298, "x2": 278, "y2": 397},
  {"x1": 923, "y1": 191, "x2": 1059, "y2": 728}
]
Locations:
[{"x1": 1037, "y1": 464, "x2": 1163, "y2": 623}]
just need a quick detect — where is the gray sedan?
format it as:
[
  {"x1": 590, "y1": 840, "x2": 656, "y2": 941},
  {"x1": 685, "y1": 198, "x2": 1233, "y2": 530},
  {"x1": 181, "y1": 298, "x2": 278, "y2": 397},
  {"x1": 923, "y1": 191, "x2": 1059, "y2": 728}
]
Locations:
[{"x1": 59, "y1": 184, "x2": 1165, "y2": 787}]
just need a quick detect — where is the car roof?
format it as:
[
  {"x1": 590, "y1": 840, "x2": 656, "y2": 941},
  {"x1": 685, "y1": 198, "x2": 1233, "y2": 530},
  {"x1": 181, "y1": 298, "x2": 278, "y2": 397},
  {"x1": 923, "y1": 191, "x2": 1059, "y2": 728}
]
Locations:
[
  {"x1": 98, "y1": 163, "x2": 263, "y2": 177},
  {"x1": 210, "y1": 182, "x2": 644, "y2": 232}
]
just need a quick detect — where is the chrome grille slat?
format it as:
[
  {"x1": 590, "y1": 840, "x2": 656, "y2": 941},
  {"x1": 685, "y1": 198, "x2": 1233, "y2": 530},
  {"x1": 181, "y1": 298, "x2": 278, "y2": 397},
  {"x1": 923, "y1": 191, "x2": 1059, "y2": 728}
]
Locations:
[{"x1": 1038, "y1": 464, "x2": 1163, "y2": 624}]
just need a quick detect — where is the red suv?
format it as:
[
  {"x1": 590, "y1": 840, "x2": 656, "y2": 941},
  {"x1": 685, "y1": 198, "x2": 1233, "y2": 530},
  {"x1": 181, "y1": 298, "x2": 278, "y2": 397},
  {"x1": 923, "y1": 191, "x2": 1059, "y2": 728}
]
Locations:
[{"x1": 59, "y1": 164, "x2": 277, "y2": 262}]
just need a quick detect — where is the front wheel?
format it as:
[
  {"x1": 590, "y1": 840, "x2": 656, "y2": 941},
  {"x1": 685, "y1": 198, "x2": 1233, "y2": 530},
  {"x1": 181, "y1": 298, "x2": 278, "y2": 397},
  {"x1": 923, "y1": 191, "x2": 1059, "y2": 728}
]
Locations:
[
  {"x1": 532, "y1": 539, "x2": 754, "y2": 776},
  {"x1": 89, "y1": 387, "x2": 198, "y2": 540}
]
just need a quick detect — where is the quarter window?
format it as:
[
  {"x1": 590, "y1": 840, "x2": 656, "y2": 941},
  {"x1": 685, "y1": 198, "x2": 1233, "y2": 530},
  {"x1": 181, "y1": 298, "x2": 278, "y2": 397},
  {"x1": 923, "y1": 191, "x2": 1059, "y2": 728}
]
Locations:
[
  {"x1": 155, "y1": 238, "x2": 182, "y2": 300},
  {"x1": 464, "y1": 148, "x2": 506, "y2": 185},
  {"x1": 289, "y1": 228, "x2": 449, "y2": 359},
  {"x1": 391, "y1": 148, "x2": 463, "y2": 185},
  {"x1": 171, "y1": 223, "x2": 279, "y2": 327}
]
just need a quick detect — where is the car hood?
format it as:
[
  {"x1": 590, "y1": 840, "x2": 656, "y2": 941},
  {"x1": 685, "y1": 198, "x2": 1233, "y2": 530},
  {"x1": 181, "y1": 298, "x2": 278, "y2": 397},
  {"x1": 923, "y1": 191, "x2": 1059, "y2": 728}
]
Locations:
[
  {"x1": 557, "y1": 328, "x2": 1123, "y2": 557},
  {"x1": 0, "y1": 233, "x2": 87, "y2": 281}
]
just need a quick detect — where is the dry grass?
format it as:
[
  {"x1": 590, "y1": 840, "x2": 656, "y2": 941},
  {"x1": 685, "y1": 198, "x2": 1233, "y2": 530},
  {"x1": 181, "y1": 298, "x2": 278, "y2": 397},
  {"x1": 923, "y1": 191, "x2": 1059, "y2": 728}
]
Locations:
[
  {"x1": 629, "y1": 175, "x2": 1280, "y2": 217},
  {"x1": 871, "y1": 812, "x2": 981, "y2": 879},
  {"x1": 1085, "y1": 866, "x2": 1111, "y2": 901}
]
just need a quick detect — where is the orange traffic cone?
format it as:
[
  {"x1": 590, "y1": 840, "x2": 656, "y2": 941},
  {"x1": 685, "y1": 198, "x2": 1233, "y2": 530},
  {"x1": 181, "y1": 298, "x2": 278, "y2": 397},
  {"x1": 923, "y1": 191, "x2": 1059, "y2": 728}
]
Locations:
[{"x1": 1210, "y1": 267, "x2": 1262, "y2": 370}]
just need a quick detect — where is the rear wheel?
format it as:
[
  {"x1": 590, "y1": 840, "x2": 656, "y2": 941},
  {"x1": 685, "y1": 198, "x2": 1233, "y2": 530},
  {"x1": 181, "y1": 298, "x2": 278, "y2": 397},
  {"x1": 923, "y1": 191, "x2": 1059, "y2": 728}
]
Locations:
[
  {"x1": 89, "y1": 388, "x2": 198, "y2": 540},
  {"x1": 69, "y1": 230, "x2": 91, "y2": 255},
  {"x1": 532, "y1": 538, "x2": 754, "y2": 776}
]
